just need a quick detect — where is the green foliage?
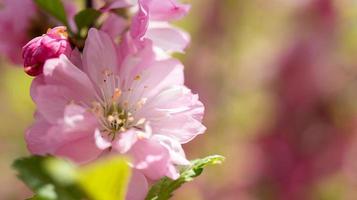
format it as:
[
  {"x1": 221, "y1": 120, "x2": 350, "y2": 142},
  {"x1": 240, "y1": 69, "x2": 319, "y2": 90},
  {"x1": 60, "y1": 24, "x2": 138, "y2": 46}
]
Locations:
[
  {"x1": 13, "y1": 156, "x2": 83, "y2": 200},
  {"x1": 145, "y1": 155, "x2": 225, "y2": 200},
  {"x1": 33, "y1": 0, "x2": 68, "y2": 26},
  {"x1": 74, "y1": 9, "x2": 101, "y2": 32},
  {"x1": 14, "y1": 154, "x2": 224, "y2": 200},
  {"x1": 77, "y1": 157, "x2": 131, "y2": 200},
  {"x1": 13, "y1": 156, "x2": 131, "y2": 200}
]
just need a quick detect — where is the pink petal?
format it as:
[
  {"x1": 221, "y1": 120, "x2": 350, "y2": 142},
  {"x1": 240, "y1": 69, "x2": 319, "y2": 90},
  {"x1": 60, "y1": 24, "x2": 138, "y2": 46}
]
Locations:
[
  {"x1": 113, "y1": 125, "x2": 152, "y2": 153},
  {"x1": 101, "y1": 13, "x2": 128, "y2": 40},
  {"x1": 126, "y1": 170, "x2": 149, "y2": 200},
  {"x1": 146, "y1": 23, "x2": 190, "y2": 53},
  {"x1": 48, "y1": 105, "x2": 101, "y2": 163},
  {"x1": 121, "y1": 58, "x2": 184, "y2": 109},
  {"x1": 137, "y1": 86, "x2": 206, "y2": 143},
  {"x1": 55, "y1": 131, "x2": 102, "y2": 164},
  {"x1": 142, "y1": 0, "x2": 190, "y2": 21},
  {"x1": 26, "y1": 104, "x2": 102, "y2": 164},
  {"x1": 42, "y1": 55, "x2": 96, "y2": 105},
  {"x1": 114, "y1": 129, "x2": 138, "y2": 153},
  {"x1": 94, "y1": 129, "x2": 112, "y2": 150},
  {"x1": 69, "y1": 48, "x2": 83, "y2": 70},
  {"x1": 31, "y1": 85, "x2": 73, "y2": 123},
  {"x1": 83, "y1": 29, "x2": 118, "y2": 89},
  {"x1": 166, "y1": 164, "x2": 180, "y2": 180},
  {"x1": 128, "y1": 138, "x2": 176, "y2": 180},
  {"x1": 130, "y1": 2, "x2": 149, "y2": 40},
  {"x1": 31, "y1": 56, "x2": 96, "y2": 123},
  {"x1": 152, "y1": 134, "x2": 190, "y2": 165},
  {"x1": 119, "y1": 39, "x2": 156, "y2": 81},
  {"x1": 151, "y1": 114, "x2": 206, "y2": 144},
  {"x1": 25, "y1": 114, "x2": 52, "y2": 155}
]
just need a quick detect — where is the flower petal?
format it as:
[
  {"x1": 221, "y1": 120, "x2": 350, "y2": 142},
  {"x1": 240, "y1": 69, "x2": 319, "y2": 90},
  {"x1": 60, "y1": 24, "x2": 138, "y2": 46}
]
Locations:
[
  {"x1": 42, "y1": 55, "x2": 96, "y2": 105},
  {"x1": 114, "y1": 129, "x2": 138, "y2": 153},
  {"x1": 126, "y1": 170, "x2": 149, "y2": 200},
  {"x1": 137, "y1": 86, "x2": 206, "y2": 143},
  {"x1": 152, "y1": 134, "x2": 190, "y2": 165},
  {"x1": 27, "y1": 104, "x2": 101, "y2": 164},
  {"x1": 83, "y1": 29, "x2": 118, "y2": 90},
  {"x1": 121, "y1": 57, "x2": 184, "y2": 110},
  {"x1": 25, "y1": 113, "x2": 52, "y2": 155},
  {"x1": 146, "y1": 22, "x2": 190, "y2": 53},
  {"x1": 129, "y1": 138, "x2": 177, "y2": 180},
  {"x1": 101, "y1": 13, "x2": 128, "y2": 40},
  {"x1": 130, "y1": 2, "x2": 149, "y2": 40},
  {"x1": 142, "y1": 0, "x2": 190, "y2": 21}
]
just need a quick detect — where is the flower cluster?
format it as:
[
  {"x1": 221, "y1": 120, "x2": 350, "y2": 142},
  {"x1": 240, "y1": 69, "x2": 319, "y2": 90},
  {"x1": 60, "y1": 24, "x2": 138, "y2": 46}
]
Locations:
[{"x1": 20, "y1": 0, "x2": 206, "y2": 199}]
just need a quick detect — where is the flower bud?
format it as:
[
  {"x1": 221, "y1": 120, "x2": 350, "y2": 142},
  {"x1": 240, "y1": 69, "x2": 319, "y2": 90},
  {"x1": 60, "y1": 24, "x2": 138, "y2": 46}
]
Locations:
[{"x1": 22, "y1": 26, "x2": 72, "y2": 76}]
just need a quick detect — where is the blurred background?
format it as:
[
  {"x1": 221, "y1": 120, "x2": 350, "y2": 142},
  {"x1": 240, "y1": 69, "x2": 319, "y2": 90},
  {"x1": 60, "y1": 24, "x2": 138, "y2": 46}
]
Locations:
[{"x1": 2, "y1": 0, "x2": 357, "y2": 199}]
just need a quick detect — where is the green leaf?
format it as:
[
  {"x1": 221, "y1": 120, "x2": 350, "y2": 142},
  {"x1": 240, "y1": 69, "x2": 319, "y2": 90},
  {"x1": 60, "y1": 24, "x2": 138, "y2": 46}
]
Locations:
[
  {"x1": 74, "y1": 8, "x2": 101, "y2": 31},
  {"x1": 77, "y1": 157, "x2": 131, "y2": 200},
  {"x1": 34, "y1": 0, "x2": 68, "y2": 25},
  {"x1": 32, "y1": 184, "x2": 57, "y2": 200},
  {"x1": 13, "y1": 156, "x2": 132, "y2": 200},
  {"x1": 13, "y1": 156, "x2": 85, "y2": 200},
  {"x1": 145, "y1": 155, "x2": 225, "y2": 200}
]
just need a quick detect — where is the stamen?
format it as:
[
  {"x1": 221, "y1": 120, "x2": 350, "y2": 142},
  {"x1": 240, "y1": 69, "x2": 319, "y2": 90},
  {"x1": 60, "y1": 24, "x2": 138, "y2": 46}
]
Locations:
[{"x1": 112, "y1": 88, "x2": 122, "y2": 102}]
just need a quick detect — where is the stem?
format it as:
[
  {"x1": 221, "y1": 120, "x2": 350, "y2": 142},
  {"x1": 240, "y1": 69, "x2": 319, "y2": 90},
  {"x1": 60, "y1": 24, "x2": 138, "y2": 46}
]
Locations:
[{"x1": 85, "y1": 0, "x2": 93, "y2": 9}]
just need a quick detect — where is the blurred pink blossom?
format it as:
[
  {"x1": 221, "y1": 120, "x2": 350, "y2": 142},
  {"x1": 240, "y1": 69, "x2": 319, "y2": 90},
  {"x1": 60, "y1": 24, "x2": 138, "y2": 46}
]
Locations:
[
  {"x1": 22, "y1": 26, "x2": 72, "y2": 76},
  {"x1": 26, "y1": 28, "x2": 205, "y2": 199},
  {"x1": 0, "y1": 0, "x2": 78, "y2": 65},
  {"x1": 0, "y1": 0, "x2": 36, "y2": 63},
  {"x1": 250, "y1": 1, "x2": 349, "y2": 199}
]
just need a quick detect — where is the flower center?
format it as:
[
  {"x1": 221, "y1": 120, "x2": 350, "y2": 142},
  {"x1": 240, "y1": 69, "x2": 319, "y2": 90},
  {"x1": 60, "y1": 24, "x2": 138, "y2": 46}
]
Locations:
[
  {"x1": 91, "y1": 69, "x2": 148, "y2": 140},
  {"x1": 104, "y1": 103, "x2": 133, "y2": 132},
  {"x1": 92, "y1": 102, "x2": 134, "y2": 138}
]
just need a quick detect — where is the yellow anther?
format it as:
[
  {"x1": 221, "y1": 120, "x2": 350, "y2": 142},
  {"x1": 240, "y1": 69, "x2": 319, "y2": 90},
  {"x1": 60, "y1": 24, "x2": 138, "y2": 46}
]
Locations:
[
  {"x1": 112, "y1": 88, "x2": 122, "y2": 101},
  {"x1": 107, "y1": 115, "x2": 115, "y2": 122}
]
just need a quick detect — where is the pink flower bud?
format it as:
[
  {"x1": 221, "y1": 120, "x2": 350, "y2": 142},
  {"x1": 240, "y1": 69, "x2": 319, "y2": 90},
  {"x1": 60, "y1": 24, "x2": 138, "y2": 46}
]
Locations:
[{"x1": 22, "y1": 26, "x2": 72, "y2": 76}]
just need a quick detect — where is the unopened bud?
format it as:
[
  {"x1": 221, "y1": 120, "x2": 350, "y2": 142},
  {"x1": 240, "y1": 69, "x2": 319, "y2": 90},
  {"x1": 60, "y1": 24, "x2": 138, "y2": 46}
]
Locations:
[{"x1": 22, "y1": 26, "x2": 71, "y2": 76}]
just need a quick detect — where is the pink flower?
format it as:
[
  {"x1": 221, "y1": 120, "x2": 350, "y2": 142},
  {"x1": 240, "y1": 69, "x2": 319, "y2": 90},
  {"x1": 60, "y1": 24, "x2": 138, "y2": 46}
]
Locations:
[
  {"x1": 133, "y1": 0, "x2": 191, "y2": 53},
  {"x1": 26, "y1": 28, "x2": 205, "y2": 199},
  {"x1": 99, "y1": 0, "x2": 190, "y2": 53},
  {"x1": 22, "y1": 26, "x2": 72, "y2": 76},
  {"x1": 0, "y1": 0, "x2": 36, "y2": 63}
]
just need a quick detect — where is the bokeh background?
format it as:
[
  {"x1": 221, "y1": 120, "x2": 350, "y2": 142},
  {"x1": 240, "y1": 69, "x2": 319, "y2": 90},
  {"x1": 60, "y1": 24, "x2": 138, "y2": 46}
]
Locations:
[{"x1": 2, "y1": 0, "x2": 357, "y2": 199}]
